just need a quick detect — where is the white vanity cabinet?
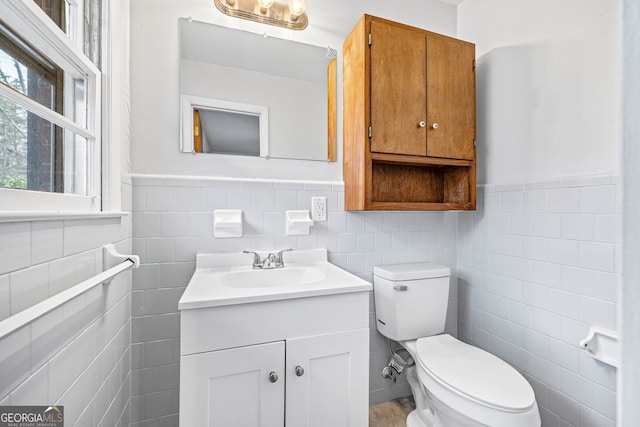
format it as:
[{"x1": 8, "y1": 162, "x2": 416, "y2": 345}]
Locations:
[
  {"x1": 178, "y1": 249, "x2": 373, "y2": 427},
  {"x1": 181, "y1": 341, "x2": 286, "y2": 426},
  {"x1": 180, "y1": 328, "x2": 369, "y2": 427},
  {"x1": 285, "y1": 329, "x2": 369, "y2": 426}
]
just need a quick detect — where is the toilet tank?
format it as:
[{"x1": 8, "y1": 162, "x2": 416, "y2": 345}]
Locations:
[{"x1": 373, "y1": 263, "x2": 451, "y2": 341}]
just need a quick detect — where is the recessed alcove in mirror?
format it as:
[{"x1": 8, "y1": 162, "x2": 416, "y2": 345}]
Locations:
[
  {"x1": 179, "y1": 18, "x2": 337, "y2": 162},
  {"x1": 197, "y1": 108, "x2": 260, "y2": 156},
  {"x1": 183, "y1": 95, "x2": 269, "y2": 156}
]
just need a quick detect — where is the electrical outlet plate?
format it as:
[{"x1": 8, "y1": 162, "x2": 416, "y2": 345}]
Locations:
[{"x1": 311, "y1": 197, "x2": 327, "y2": 221}]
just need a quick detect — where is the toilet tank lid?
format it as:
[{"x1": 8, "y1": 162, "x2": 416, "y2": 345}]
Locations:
[{"x1": 373, "y1": 263, "x2": 451, "y2": 281}]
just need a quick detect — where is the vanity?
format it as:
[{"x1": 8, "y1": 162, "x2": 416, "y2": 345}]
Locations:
[{"x1": 178, "y1": 249, "x2": 372, "y2": 426}]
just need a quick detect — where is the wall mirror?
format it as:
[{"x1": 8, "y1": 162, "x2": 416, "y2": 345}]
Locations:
[{"x1": 179, "y1": 18, "x2": 337, "y2": 162}]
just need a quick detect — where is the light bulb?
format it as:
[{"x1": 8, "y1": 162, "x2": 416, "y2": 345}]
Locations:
[
  {"x1": 257, "y1": 0, "x2": 274, "y2": 13},
  {"x1": 288, "y1": 0, "x2": 305, "y2": 19}
]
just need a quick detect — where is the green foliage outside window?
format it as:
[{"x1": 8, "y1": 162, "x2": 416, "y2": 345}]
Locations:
[
  {"x1": 0, "y1": 68, "x2": 28, "y2": 190},
  {"x1": 0, "y1": 175, "x2": 27, "y2": 189}
]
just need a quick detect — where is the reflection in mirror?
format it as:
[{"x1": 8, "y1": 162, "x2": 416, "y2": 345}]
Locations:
[
  {"x1": 197, "y1": 109, "x2": 259, "y2": 156},
  {"x1": 179, "y1": 18, "x2": 336, "y2": 162},
  {"x1": 182, "y1": 95, "x2": 269, "y2": 156}
]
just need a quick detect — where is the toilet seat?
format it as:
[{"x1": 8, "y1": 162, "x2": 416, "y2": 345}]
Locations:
[{"x1": 408, "y1": 334, "x2": 536, "y2": 412}]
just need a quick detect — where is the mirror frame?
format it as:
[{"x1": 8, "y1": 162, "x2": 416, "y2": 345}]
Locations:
[{"x1": 327, "y1": 57, "x2": 337, "y2": 162}]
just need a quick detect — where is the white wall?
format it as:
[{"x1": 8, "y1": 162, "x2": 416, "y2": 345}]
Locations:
[
  {"x1": 458, "y1": 0, "x2": 621, "y2": 185},
  {"x1": 458, "y1": 175, "x2": 620, "y2": 426},
  {"x1": 456, "y1": 1, "x2": 623, "y2": 426},
  {"x1": 129, "y1": 0, "x2": 458, "y2": 182},
  {"x1": 0, "y1": 1, "x2": 134, "y2": 425},
  {"x1": 621, "y1": 0, "x2": 640, "y2": 424},
  {"x1": 128, "y1": 2, "x2": 627, "y2": 426},
  {"x1": 0, "y1": 218, "x2": 132, "y2": 426},
  {"x1": 128, "y1": 2, "x2": 458, "y2": 424},
  {"x1": 130, "y1": 175, "x2": 459, "y2": 426}
]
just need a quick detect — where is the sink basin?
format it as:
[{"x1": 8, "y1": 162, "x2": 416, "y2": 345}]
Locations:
[
  {"x1": 221, "y1": 266, "x2": 327, "y2": 288},
  {"x1": 178, "y1": 249, "x2": 372, "y2": 309}
]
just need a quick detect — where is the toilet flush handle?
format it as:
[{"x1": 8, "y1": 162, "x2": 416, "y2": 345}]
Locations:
[{"x1": 393, "y1": 285, "x2": 408, "y2": 291}]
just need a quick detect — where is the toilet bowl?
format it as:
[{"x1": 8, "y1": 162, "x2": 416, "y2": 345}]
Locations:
[
  {"x1": 373, "y1": 263, "x2": 540, "y2": 427},
  {"x1": 402, "y1": 336, "x2": 540, "y2": 427}
]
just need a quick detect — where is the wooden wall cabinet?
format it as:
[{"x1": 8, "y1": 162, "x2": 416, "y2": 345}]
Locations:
[{"x1": 343, "y1": 15, "x2": 477, "y2": 211}]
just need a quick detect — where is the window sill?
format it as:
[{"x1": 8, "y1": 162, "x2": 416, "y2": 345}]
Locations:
[{"x1": 0, "y1": 211, "x2": 129, "y2": 223}]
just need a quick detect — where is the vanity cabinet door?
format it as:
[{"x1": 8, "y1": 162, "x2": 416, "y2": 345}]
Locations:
[
  {"x1": 179, "y1": 341, "x2": 285, "y2": 427},
  {"x1": 285, "y1": 328, "x2": 369, "y2": 427}
]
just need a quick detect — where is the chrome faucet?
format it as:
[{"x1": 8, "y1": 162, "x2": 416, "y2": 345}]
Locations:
[
  {"x1": 274, "y1": 248, "x2": 291, "y2": 267},
  {"x1": 262, "y1": 253, "x2": 277, "y2": 269},
  {"x1": 243, "y1": 251, "x2": 263, "y2": 269},
  {"x1": 243, "y1": 249, "x2": 292, "y2": 269}
]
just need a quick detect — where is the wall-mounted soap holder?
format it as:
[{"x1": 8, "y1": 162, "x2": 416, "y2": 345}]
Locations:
[
  {"x1": 214, "y1": 210, "x2": 243, "y2": 238},
  {"x1": 580, "y1": 326, "x2": 619, "y2": 368},
  {"x1": 286, "y1": 210, "x2": 314, "y2": 235}
]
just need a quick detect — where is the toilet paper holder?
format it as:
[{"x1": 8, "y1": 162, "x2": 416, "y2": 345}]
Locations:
[{"x1": 579, "y1": 326, "x2": 619, "y2": 368}]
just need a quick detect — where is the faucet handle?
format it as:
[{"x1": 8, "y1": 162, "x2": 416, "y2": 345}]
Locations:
[
  {"x1": 243, "y1": 250, "x2": 263, "y2": 268},
  {"x1": 274, "y1": 249, "x2": 292, "y2": 267}
]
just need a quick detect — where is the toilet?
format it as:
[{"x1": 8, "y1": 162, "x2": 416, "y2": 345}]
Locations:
[{"x1": 373, "y1": 263, "x2": 541, "y2": 427}]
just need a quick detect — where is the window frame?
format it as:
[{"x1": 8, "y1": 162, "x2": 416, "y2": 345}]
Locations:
[{"x1": 0, "y1": 0, "x2": 102, "y2": 213}]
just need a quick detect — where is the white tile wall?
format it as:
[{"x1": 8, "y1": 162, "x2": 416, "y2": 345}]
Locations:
[
  {"x1": 0, "y1": 181, "x2": 133, "y2": 427},
  {"x1": 130, "y1": 175, "x2": 460, "y2": 425},
  {"x1": 0, "y1": 222, "x2": 31, "y2": 274},
  {"x1": 10, "y1": 263, "x2": 49, "y2": 314},
  {"x1": 458, "y1": 174, "x2": 620, "y2": 427},
  {"x1": 2, "y1": 173, "x2": 615, "y2": 426}
]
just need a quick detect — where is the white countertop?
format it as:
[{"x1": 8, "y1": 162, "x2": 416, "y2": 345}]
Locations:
[{"x1": 178, "y1": 249, "x2": 372, "y2": 310}]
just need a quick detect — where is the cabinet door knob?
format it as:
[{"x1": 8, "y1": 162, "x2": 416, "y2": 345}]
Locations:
[
  {"x1": 268, "y1": 371, "x2": 279, "y2": 383},
  {"x1": 432, "y1": 123, "x2": 439, "y2": 129},
  {"x1": 418, "y1": 121, "x2": 426, "y2": 128},
  {"x1": 295, "y1": 365, "x2": 305, "y2": 376}
]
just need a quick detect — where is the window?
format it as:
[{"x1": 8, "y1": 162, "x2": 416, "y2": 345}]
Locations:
[
  {"x1": 0, "y1": 23, "x2": 65, "y2": 193},
  {"x1": 0, "y1": 0, "x2": 102, "y2": 212},
  {"x1": 32, "y1": 0, "x2": 66, "y2": 32}
]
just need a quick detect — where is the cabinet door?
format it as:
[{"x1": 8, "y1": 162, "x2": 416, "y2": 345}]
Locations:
[
  {"x1": 370, "y1": 20, "x2": 427, "y2": 156},
  {"x1": 426, "y1": 35, "x2": 476, "y2": 160},
  {"x1": 285, "y1": 329, "x2": 369, "y2": 427},
  {"x1": 180, "y1": 341, "x2": 285, "y2": 427}
]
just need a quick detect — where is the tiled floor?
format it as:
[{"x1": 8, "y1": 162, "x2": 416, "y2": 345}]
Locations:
[{"x1": 369, "y1": 396, "x2": 415, "y2": 427}]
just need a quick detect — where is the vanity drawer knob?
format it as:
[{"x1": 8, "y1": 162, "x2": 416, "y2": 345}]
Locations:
[
  {"x1": 295, "y1": 366, "x2": 305, "y2": 376},
  {"x1": 268, "y1": 371, "x2": 279, "y2": 383},
  {"x1": 418, "y1": 121, "x2": 426, "y2": 128}
]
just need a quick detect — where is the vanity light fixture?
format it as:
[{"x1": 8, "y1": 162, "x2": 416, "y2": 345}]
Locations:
[
  {"x1": 213, "y1": 0, "x2": 308, "y2": 30},
  {"x1": 257, "y1": 0, "x2": 274, "y2": 13}
]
